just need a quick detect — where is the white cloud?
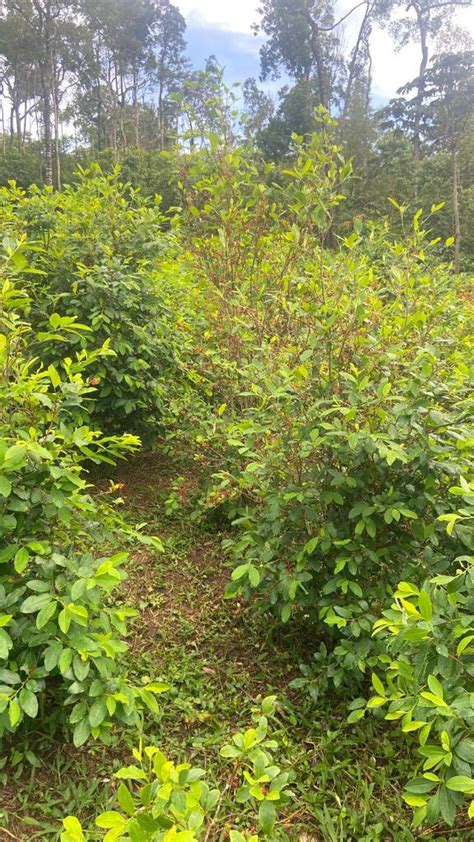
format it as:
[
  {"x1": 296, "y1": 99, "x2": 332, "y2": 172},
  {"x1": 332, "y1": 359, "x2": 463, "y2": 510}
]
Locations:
[
  {"x1": 176, "y1": 1, "x2": 474, "y2": 100},
  {"x1": 176, "y1": 1, "x2": 258, "y2": 33}
]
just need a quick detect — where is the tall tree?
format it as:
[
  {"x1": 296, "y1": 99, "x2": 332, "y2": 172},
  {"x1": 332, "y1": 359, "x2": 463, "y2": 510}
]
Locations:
[
  {"x1": 148, "y1": 0, "x2": 187, "y2": 150},
  {"x1": 0, "y1": 10, "x2": 39, "y2": 146},
  {"x1": 256, "y1": 0, "x2": 341, "y2": 110},
  {"x1": 412, "y1": 50, "x2": 473, "y2": 270},
  {"x1": 385, "y1": 0, "x2": 472, "y2": 161},
  {"x1": 0, "y1": 0, "x2": 77, "y2": 185},
  {"x1": 77, "y1": 0, "x2": 153, "y2": 152}
]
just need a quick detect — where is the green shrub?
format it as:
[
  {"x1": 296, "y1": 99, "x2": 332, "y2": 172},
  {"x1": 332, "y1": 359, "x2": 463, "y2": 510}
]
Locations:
[
  {"x1": 206, "y1": 222, "x2": 473, "y2": 694},
  {"x1": 354, "y1": 479, "x2": 474, "y2": 828},
  {"x1": 61, "y1": 696, "x2": 291, "y2": 841},
  {"x1": 0, "y1": 168, "x2": 177, "y2": 440},
  {"x1": 0, "y1": 237, "x2": 166, "y2": 746}
]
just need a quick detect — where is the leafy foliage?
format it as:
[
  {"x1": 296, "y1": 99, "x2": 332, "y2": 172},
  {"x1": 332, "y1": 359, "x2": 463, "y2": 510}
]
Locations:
[
  {"x1": 352, "y1": 479, "x2": 474, "y2": 828},
  {"x1": 61, "y1": 697, "x2": 291, "y2": 841},
  {"x1": 0, "y1": 123, "x2": 472, "y2": 837},
  {"x1": 0, "y1": 168, "x2": 177, "y2": 439},
  {"x1": 0, "y1": 235, "x2": 166, "y2": 746}
]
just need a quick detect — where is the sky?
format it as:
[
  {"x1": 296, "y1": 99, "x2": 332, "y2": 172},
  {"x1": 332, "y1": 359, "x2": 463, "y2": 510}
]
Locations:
[{"x1": 176, "y1": 1, "x2": 474, "y2": 105}]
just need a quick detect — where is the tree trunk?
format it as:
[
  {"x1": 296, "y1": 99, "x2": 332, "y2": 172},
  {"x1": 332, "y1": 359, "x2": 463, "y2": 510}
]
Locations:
[
  {"x1": 452, "y1": 149, "x2": 461, "y2": 273},
  {"x1": 133, "y1": 65, "x2": 140, "y2": 148},
  {"x1": 40, "y1": 67, "x2": 53, "y2": 186},
  {"x1": 340, "y1": 0, "x2": 374, "y2": 126},
  {"x1": 305, "y1": 12, "x2": 328, "y2": 110},
  {"x1": 52, "y1": 55, "x2": 61, "y2": 190},
  {"x1": 412, "y1": 3, "x2": 429, "y2": 164},
  {"x1": 158, "y1": 85, "x2": 164, "y2": 149}
]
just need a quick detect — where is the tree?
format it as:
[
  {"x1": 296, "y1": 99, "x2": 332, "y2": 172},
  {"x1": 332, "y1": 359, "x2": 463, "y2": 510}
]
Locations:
[
  {"x1": 147, "y1": 0, "x2": 188, "y2": 150},
  {"x1": 241, "y1": 77, "x2": 274, "y2": 141},
  {"x1": 256, "y1": 0, "x2": 341, "y2": 110},
  {"x1": 179, "y1": 57, "x2": 237, "y2": 149},
  {"x1": 384, "y1": 0, "x2": 472, "y2": 162},
  {"x1": 76, "y1": 0, "x2": 153, "y2": 152},
  {"x1": 0, "y1": 0, "x2": 78, "y2": 186},
  {"x1": 0, "y1": 10, "x2": 39, "y2": 146},
  {"x1": 418, "y1": 50, "x2": 474, "y2": 270}
]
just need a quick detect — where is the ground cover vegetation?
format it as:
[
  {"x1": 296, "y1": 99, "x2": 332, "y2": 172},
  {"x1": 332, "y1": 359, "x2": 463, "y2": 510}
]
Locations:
[{"x1": 0, "y1": 1, "x2": 473, "y2": 840}]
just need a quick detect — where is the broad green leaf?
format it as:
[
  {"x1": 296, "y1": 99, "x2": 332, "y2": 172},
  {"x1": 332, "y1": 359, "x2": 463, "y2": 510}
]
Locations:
[
  {"x1": 418, "y1": 592, "x2": 432, "y2": 621},
  {"x1": 0, "y1": 476, "x2": 12, "y2": 497},
  {"x1": 117, "y1": 783, "x2": 135, "y2": 816},
  {"x1": 8, "y1": 697, "x2": 21, "y2": 727},
  {"x1": 61, "y1": 816, "x2": 85, "y2": 842},
  {"x1": 0, "y1": 628, "x2": 13, "y2": 659},
  {"x1": 403, "y1": 793, "x2": 427, "y2": 807},
  {"x1": 114, "y1": 765, "x2": 147, "y2": 781},
  {"x1": 95, "y1": 811, "x2": 127, "y2": 830},
  {"x1": 36, "y1": 599, "x2": 57, "y2": 629},
  {"x1": 371, "y1": 673, "x2": 385, "y2": 697},
  {"x1": 89, "y1": 699, "x2": 107, "y2": 728},
  {"x1": 19, "y1": 688, "x2": 39, "y2": 719},
  {"x1": 446, "y1": 776, "x2": 474, "y2": 793},
  {"x1": 427, "y1": 675, "x2": 444, "y2": 699},
  {"x1": 73, "y1": 717, "x2": 91, "y2": 748},
  {"x1": 20, "y1": 593, "x2": 52, "y2": 614}
]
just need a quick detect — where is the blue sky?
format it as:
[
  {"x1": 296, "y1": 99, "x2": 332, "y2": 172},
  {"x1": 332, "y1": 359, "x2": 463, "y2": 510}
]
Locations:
[
  {"x1": 184, "y1": 23, "x2": 263, "y2": 87},
  {"x1": 176, "y1": 1, "x2": 474, "y2": 105}
]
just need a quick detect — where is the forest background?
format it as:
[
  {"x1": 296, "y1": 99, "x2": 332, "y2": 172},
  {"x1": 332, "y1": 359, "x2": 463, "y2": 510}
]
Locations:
[{"x1": 0, "y1": 0, "x2": 473, "y2": 269}]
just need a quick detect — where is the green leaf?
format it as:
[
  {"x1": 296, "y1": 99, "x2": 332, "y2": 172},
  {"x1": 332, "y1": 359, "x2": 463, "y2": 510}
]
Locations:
[
  {"x1": 304, "y1": 537, "x2": 318, "y2": 554},
  {"x1": 20, "y1": 593, "x2": 52, "y2": 614},
  {"x1": 248, "y1": 566, "x2": 261, "y2": 587},
  {"x1": 457, "y1": 635, "x2": 474, "y2": 656},
  {"x1": 8, "y1": 697, "x2": 21, "y2": 727},
  {"x1": 418, "y1": 592, "x2": 433, "y2": 622},
  {"x1": 403, "y1": 793, "x2": 428, "y2": 808},
  {"x1": 58, "y1": 607, "x2": 71, "y2": 634},
  {"x1": 114, "y1": 765, "x2": 147, "y2": 781},
  {"x1": 36, "y1": 599, "x2": 57, "y2": 629},
  {"x1": 48, "y1": 364, "x2": 61, "y2": 388},
  {"x1": 0, "y1": 476, "x2": 12, "y2": 497},
  {"x1": 117, "y1": 783, "x2": 135, "y2": 816},
  {"x1": 59, "y1": 648, "x2": 73, "y2": 675},
  {"x1": 19, "y1": 688, "x2": 39, "y2": 719},
  {"x1": 347, "y1": 708, "x2": 365, "y2": 723},
  {"x1": 427, "y1": 675, "x2": 444, "y2": 699},
  {"x1": 3, "y1": 444, "x2": 27, "y2": 468},
  {"x1": 89, "y1": 699, "x2": 107, "y2": 728},
  {"x1": 0, "y1": 628, "x2": 13, "y2": 659},
  {"x1": 143, "y1": 682, "x2": 169, "y2": 694},
  {"x1": 95, "y1": 811, "x2": 127, "y2": 830},
  {"x1": 439, "y1": 785, "x2": 456, "y2": 826},
  {"x1": 73, "y1": 657, "x2": 90, "y2": 682},
  {"x1": 62, "y1": 816, "x2": 85, "y2": 842},
  {"x1": 371, "y1": 673, "x2": 385, "y2": 697},
  {"x1": 232, "y1": 564, "x2": 249, "y2": 581},
  {"x1": 258, "y1": 799, "x2": 276, "y2": 833},
  {"x1": 366, "y1": 696, "x2": 386, "y2": 708},
  {"x1": 44, "y1": 641, "x2": 62, "y2": 672},
  {"x1": 14, "y1": 546, "x2": 30, "y2": 574},
  {"x1": 446, "y1": 776, "x2": 474, "y2": 793},
  {"x1": 73, "y1": 717, "x2": 91, "y2": 748},
  {"x1": 420, "y1": 692, "x2": 450, "y2": 710}
]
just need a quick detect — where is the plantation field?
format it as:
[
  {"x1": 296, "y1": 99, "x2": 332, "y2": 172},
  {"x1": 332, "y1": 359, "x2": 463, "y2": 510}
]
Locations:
[{"x1": 0, "y1": 130, "x2": 473, "y2": 841}]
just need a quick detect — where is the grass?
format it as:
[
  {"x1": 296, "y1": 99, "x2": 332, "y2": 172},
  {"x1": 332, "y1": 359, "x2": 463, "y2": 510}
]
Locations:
[{"x1": 0, "y1": 452, "x2": 472, "y2": 841}]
